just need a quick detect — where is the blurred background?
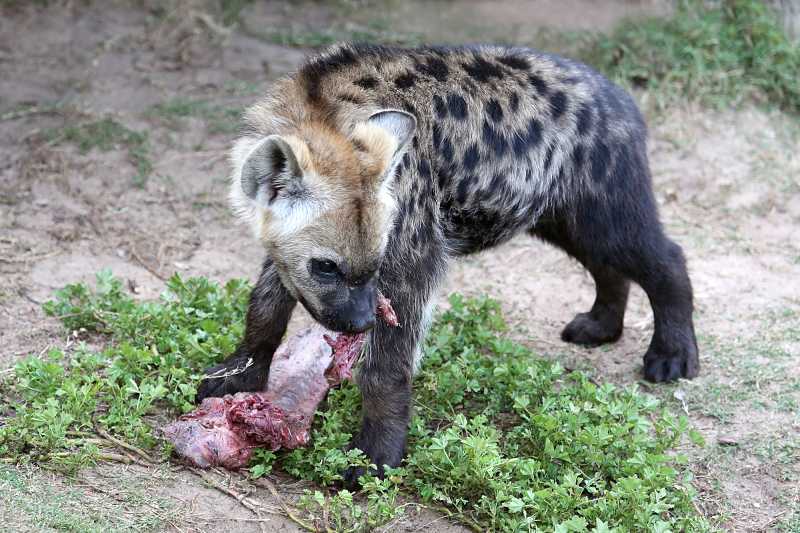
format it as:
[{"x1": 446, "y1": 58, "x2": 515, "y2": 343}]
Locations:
[{"x1": 1, "y1": 1, "x2": 799, "y2": 531}]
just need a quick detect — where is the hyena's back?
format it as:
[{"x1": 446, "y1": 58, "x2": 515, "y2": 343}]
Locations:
[{"x1": 245, "y1": 43, "x2": 651, "y2": 254}]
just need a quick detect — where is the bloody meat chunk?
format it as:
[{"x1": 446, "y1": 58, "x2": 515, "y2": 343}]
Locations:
[
  {"x1": 162, "y1": 295, "x2": 397, "y2": 469},
  {"x1": 376, "y1": 293, "x2": 399, "y2": 328}
]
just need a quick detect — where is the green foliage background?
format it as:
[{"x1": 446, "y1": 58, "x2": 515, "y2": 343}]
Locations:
[{"x1": 585, "y1": 0, "x2": 800, "y2": 113}]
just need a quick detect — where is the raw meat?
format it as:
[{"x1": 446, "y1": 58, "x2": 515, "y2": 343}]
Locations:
[{"x1": 162, "y1": 294, "x2": 398, "y2": 469}]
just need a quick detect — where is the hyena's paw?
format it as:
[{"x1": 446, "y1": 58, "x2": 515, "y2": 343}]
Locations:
[
  {"x1": 341, "y1": 429, "x2": 405, "y2": 489},
  {"x1": 195, "y1": 355, "x2": 268, "y2": 403},
  {"x1": 643, "y1": 340, "x2": 699, "y2": 382},
  {"x1": 561, "y1": 311, "x2": 623, "y2": 346}
]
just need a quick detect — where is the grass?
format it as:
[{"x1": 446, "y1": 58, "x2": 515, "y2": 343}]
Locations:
[
  {"x1": 47, "y1": 117, "x2": 153, "y2": 187},
  {"x1": 216, "y1": 0, "x2": 423, "y2": 46},
  {"x1": 689, "y1": 429, "x2": 800, "y2": 530},
  {"x1": 147, "y1": 98, "x2": 244, "y2": 135},
  {"x1": 0, "y1": 0, "x2": 52, "y2": 7},
  {"x1": 583, "y1": 0, "x2": 800, "y2": 114},
  {"x1": 672, "y1": 309, "x2": 800, "y2": 422},
  {"x1": 0, "y1": 464, "x2": 169, "y2": 532},
  {"x1": 780, "y1": 501, "x2": 800, "y2": 532},
  {"x1": 657, "y1": 308, "x2": 800, "y2": 530},
  {"x1": 279, "y1": 295, "x2": 712, "y2": 531},
  {"x1": 218, "y1": 0, "x2": 254, "y2": 26},
  {"x1": 0, "y1": 271, "x2": 248, "y2": 471},
  {"x1": 0, "y1": 272, "x2": 714, "y2": 531},
  {"x1": 228, "y1": 0, "x2": 800, "y2": 115},
  {"x1": 146, "y1": 0, "x2": 257, "y2": 27},
  {"x1": 249, "y1": 20, "x2": 424, "y2": 48}
]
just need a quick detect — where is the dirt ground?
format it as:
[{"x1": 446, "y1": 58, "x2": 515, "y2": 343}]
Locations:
[{"x1": 1, "y1": 1, "x2": 798, "y2": 531}]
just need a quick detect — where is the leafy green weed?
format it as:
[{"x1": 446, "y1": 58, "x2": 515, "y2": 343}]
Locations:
[
  {"x1": 0, "y1": 271, "x2": 249, "y2": 470},
  {"x1": 0, "y1": 274, "x2": 712, "y2": 531}
]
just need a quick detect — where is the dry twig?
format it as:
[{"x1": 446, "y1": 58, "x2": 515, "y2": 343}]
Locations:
[
  {"x1": 254, "y1": 477, "x2": 319, "y2": 532},
  {"x1": 1, "y1": 105, "x2": 61, "y2": 122},
  {"x1": 94, "y1": 423, "x2": 158, "y2": 464},
  {"x1": 192, "y1": 468, "x2": 270, "y2": 533},
  {"x1": 129, "y1": 243, "x2": 168, "y2": 281}
]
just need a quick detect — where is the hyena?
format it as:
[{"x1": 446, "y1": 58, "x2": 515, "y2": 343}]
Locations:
[{"x1": 197, "y1": 43, "x2": 699, "y2": 483}]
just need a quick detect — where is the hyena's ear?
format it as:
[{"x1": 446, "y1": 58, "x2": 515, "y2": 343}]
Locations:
[
  {"x1": 240, "y1": 135, "x2": 304, "y2": 206},
  {"x1": 367, "y1": 110, "x2": 416, "y2": 158},
  {"x1": 364, "y1": 111, "x2": 416, "y2": 183}
]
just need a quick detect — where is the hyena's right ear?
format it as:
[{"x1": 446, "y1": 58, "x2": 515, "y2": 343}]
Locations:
[{"x1": 240, "y1": 135, "x2": 304, "y2": 207}]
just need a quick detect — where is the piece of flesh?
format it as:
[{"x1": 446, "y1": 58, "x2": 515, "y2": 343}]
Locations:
[{"x1": 162, "y1": 294, "x2": 397, "y2": 469}]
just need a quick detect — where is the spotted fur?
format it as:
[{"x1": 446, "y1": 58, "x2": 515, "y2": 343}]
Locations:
[{"x1": 198, "y1": 43, "x2": 700, "y2": 485}]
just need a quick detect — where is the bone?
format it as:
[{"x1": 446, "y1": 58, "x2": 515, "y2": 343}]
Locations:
[{"x1": 162, "y1": 295, "x2": 397, "y2": 469}]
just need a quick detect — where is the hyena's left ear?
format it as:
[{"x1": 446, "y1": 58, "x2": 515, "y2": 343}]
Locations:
[{"x1": 367, "y1": 110, "x2": 417, "y2": 151}]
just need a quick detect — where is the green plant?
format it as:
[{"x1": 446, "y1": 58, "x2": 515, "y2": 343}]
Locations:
[
  {"x1": 259, "y1": 295, "x2": 712, "y2": 531},
  {"x1": 1, "y1": 274, "x2": 712, "y2": 530},
  {"x1": 218, "y1": 0, "x2": 254, "y2": 26},
  {"x1": 0, "y1": 270, "x2": 249, "y2": 471},
  {"x1": 298, "y1": 469, "x2": 406, "y2": 532}
]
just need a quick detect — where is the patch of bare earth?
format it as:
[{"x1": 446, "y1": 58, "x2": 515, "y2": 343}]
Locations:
[{"x1": 1, "y1": 1, "x2": 798, "y2": 531}]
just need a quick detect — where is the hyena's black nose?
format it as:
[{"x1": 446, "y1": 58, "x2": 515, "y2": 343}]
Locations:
[
  {"x1": 346, "y1": 314, "x2": 376, "y2": 333},
  {"x1": 341, "y1": 280, "x2": 377, "y2": 333}
]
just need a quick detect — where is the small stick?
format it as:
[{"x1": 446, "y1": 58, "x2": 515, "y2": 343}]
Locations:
[
  {"x1": 418, "y1": 503, "x2": 482, "y2": 531},
  {"x1": 46, "y1": 451, "x2": 133, "y2": 465},
  {"x1": 0, "y1": 250, "x2": 59, "y2": 264},
  {"x1": 203, "y1": 357, "x2": 254, "y2": 380},
  {"x1": 254, "y1": 477, "x2": 319, "y2": 533},
  {"x1": 104, "y1": 451, "x2": 151, "y2": 466},
  {"x1": 94, "y1": 423, "x2": 157, "y2": 464},
  {"x1": 94, "y1": 452, "x2": 135, "y2": 464},
  {"x1": 192, "y1": 469, "x2": 269, "y2": 533},
  {"x1": 0, "y1": 105, "x2": 60, "y2": 121},
  {"x1": 129, "y1": 243, "x2": 168, "y2": 281},
  {"x1": 410, "y1": 511, "x2": 452, "y2": 532},
  {"x1": 191, "y1": 10, "x2": 232, "y2": 37},
  {"x1": 759, "y1": 510, "x2": 788, "y2": 530}
]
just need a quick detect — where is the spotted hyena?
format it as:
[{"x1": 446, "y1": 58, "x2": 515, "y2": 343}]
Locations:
[{"x1": 197, "y1": 43, "x2": 699, "y2": 483}]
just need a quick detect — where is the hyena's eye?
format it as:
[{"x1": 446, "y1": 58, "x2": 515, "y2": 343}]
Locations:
[{"x1": 309, "y1": 258, "x2": 340, "y2": 281}]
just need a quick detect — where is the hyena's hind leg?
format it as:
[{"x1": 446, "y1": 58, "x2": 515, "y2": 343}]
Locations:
[
  {"x1": 617, "y1": 233, "x2": 699, "y2": 382},
  {"x1": 531, "y1": 220, "x2": 630, "y2": 347},
  {"x1": 561, "y1": 263, "x2": 630, "y2": 345},
  {"x1": 552, "y1": 139, "x2": 698, "y2": 382}
]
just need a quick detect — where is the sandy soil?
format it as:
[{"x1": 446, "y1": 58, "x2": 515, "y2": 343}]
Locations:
[{"x1": 1, "y1": 1, "x2": 798, "y2": 531}]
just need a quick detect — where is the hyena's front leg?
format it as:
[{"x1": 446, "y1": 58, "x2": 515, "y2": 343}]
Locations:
[
  {"x1": 343, "y1": 250, "x2": 445, "y2": 487},
  {"x1": 196, "y1": 258, "x2": 296, "y2": 402}
]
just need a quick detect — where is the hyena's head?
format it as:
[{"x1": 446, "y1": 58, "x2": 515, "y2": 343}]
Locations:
[{"x1": 230, "y1": 110, "x2": 416, "y2": 333}]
